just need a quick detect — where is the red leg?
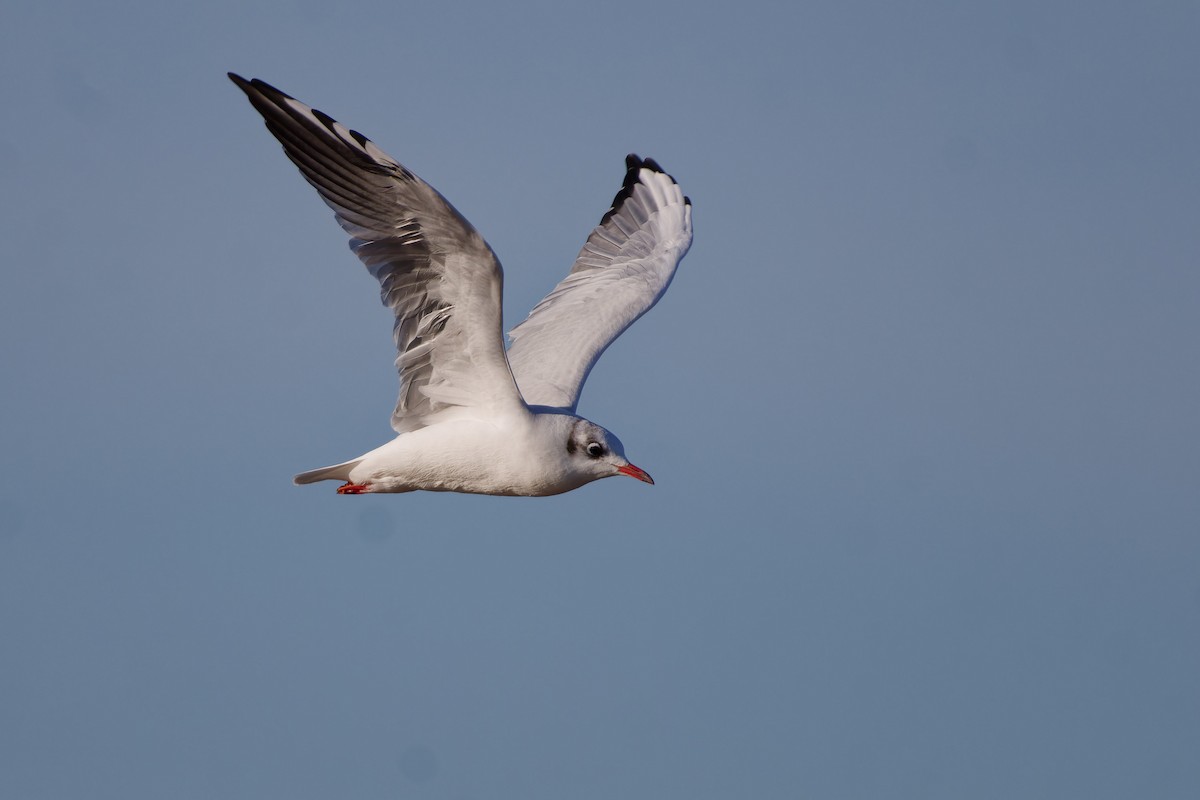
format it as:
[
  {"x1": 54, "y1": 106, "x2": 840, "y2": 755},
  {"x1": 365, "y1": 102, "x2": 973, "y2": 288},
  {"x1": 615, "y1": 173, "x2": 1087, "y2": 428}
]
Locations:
[{"x1": 337, "y1": 482, "x2": 370, "y2": 494}]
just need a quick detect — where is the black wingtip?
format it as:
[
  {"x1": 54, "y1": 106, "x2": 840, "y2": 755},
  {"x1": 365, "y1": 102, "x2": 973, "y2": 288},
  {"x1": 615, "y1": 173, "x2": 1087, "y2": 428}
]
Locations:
[
  {"x1": 601, "y1": 153, "x2": 683, "y2": 224},
  {"x1": 227, "y1": 73, "x2": 300, "y2": 106},
  {"x1": 603, "y1": 156, "x2": 643, "y2": 224},
  {"x1": 625, "y1": 154, "x2": 669, "y2": 175},
  {"x1": 312, "y1": 107, "x2": 338, "y2": 128}
]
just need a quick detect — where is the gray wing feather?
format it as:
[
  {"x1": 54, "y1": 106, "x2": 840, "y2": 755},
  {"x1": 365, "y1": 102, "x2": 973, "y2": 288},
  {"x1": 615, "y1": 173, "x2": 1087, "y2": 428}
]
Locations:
[
  {"x1": 230, "y1": 74, "x2": 524, "y2": 432},
  {"x1": 505, "y1": 155, "x2": 692, "y2": 411}
]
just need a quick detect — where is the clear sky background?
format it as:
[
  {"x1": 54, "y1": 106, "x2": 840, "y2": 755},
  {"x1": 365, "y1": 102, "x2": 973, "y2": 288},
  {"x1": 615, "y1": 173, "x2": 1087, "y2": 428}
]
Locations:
[{"x1": 2, "y1": 1, "x2": 1198, "y2": 797}]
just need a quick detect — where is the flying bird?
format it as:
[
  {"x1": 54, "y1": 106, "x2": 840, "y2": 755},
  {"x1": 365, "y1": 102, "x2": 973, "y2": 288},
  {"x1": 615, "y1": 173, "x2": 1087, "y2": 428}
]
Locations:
[{"x1": 229, "y1": 74, "x2": 692, "y2": 495}]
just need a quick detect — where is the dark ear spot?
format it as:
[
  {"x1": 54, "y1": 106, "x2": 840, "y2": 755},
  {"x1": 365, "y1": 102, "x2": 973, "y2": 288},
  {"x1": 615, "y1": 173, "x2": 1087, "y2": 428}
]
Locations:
[{"x1": 566, "y1": 436, "x2": 577, "y2": 455}]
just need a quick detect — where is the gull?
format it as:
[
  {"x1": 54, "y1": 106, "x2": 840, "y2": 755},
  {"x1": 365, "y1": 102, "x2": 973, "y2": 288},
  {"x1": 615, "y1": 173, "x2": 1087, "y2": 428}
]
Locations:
[{"x1": 229, "y1": 74, "x2": 692, "y2": 496}]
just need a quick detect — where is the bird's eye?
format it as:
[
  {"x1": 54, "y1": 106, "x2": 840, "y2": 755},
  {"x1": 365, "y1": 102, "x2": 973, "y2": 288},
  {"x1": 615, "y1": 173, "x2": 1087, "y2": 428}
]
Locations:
[{"x1": 585, "y1": 442, "x2": 604, "y2": 458}]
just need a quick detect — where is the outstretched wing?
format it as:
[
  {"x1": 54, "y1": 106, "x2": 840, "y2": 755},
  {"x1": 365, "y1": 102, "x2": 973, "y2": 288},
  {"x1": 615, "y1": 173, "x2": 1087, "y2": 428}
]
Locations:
[
  {"x1": 230, "y1": 74, "x2": 524, "y2": 432},
  {"x1": 505, "y1": 155, "x2": 692, "y2": 412}
]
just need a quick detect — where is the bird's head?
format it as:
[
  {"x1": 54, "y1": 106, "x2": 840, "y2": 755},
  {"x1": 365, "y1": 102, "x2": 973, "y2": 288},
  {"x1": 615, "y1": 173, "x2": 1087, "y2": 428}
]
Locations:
[{"x1": 565, "y1": 417, "x2": 654, "y2": 486}]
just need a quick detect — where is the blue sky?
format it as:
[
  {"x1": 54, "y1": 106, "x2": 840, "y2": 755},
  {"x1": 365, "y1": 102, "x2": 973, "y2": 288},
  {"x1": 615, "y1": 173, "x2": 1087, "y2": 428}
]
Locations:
[{"x1": 2, "y1": 1, "x2": 1198, "y2": 797}]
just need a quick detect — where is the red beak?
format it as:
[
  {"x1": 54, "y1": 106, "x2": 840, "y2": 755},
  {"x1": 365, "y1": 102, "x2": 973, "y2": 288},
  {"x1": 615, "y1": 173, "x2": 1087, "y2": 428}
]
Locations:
[{"x1": 616, "y1": 462, "x2": 655, "y2": 484}]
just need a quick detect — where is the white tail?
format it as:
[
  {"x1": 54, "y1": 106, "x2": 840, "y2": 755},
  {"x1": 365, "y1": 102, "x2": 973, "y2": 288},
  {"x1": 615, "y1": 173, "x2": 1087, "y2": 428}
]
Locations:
[{"x1": 293, "y1": 458, "x2": 363, "y2": 485}]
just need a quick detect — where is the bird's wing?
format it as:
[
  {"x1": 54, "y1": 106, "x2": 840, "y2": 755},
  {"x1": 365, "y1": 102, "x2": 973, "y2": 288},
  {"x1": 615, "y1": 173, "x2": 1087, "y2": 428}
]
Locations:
[
  {"x1": 505, "y1": 155, "x2": 692, "y2": 411},
  {"x1": 230, "y1": 74, "x2": 525, "y2": 433}
]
